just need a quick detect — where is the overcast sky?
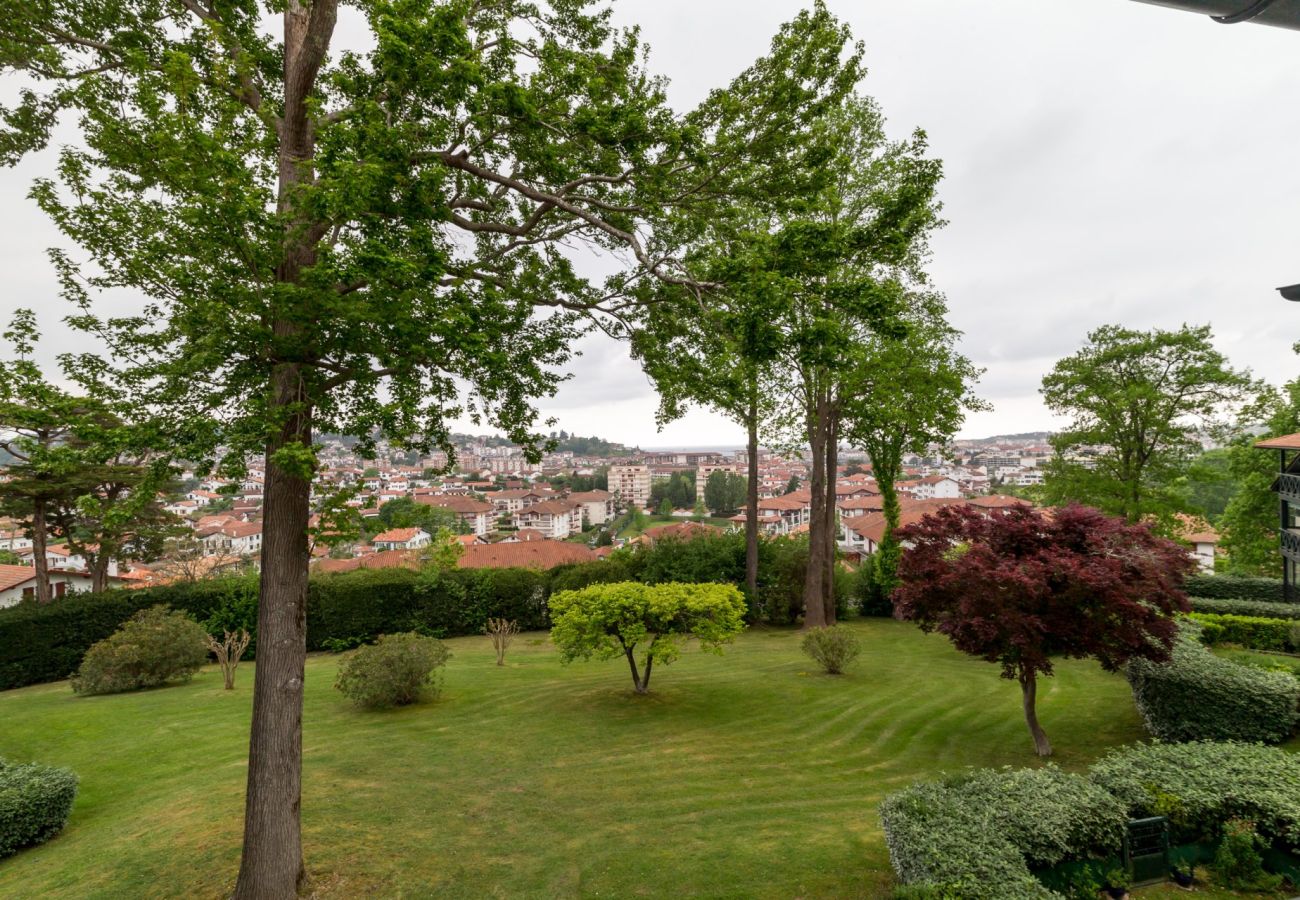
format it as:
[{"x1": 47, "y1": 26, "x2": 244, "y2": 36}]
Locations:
[{"x1": 2, "y1": 0, "x2": 1298, "y2": 447}]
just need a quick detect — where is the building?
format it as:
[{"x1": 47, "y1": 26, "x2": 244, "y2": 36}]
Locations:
[
  {"x1": 0, "y1": 564, "x2": 103, "y2": 608},
  {"x1": 415, "y1": 494, "x2": 494, "y2": 536},
  {"x1": 1255, "y1": 432, "x2": 1300, "y2": 596},
  {"x1": 512, "y1": 500, "x2": 583, "y2": 539},
  {"x1": 567, "y1": 490, "x2": 615, "y2": 526},
  {"x1": 696, "y1": 463, "x2": 741, "y2": 499},
  {"x1": 370, "y1": 527, "x2": 431, "y2": 552},
  {"x1": 609, "y1": 464, "x2": 651, "y2": 509}
]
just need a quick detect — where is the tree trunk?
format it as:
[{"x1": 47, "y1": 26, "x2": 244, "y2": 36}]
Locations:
[
  {"x1": 1019, "y1": 671, "x2": 1052, "y2": 757},
  {"x1": 822, "y1": 410, "x2": 839, "y2": 625},
  {"x1": 803, "y1": 386, "x2": 828, "y2": 629},
  {"x1": 233, "y1": 4, "x2": 336, "y2": 896},
  {"x1": 31, "y1": 500, "x2": 51, "y2": 604},
  {"x1": 744, "y1": 387, "x2": 759, "y2": 603},
  {"x1": 624, "y1": 644, "x2": 650, "y2": 694},
  {"x1": 90, "y1": 550, "x2": 111, "y2": 594}
]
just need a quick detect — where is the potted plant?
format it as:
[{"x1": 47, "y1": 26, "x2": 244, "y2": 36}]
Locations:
[
  {"x1": 1103, "y1": 868, "x2": 1131, "y2": 899},
  {"x1": 1171, "y1": 860, "x2": 1195, "y2": 888}
]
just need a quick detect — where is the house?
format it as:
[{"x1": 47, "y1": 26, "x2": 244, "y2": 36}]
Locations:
[
  {"x1": 490, "y1": 488, "x2": 558, "y2": 516},
  {"x1": 567, "y1": 489, "x2": 614, "y2": 526},
  {"x1": 198, "y1": 521, "x2": 264, "y2": 557},
  {"x1": 1175, "y1": 515, "x2": 1219, "y2": 573},
  {"x1": 512, "y1": 500, "x2": 583, "y2": 539},
  {"x1": 0, "y1": 564, "x2": 103, "y2": 608},
  {"x1": 415, "y1": 494, "x2": 494, "y2": 536},
  {"x1": 1255, "y1": 432, "x2": 1300, "y2": 597},
  {"x1": 633, "y1": 521, "x2": 719, "y2": 545},
  {"x1": 732, "y1": 496, "x2": 809, "y2": 535},
  {"x1": 897, "y1": 475, "x2": 961, "y2": 500},
  {"x1": 370, "y1": 527, "x2": 431, "y2": 552}
]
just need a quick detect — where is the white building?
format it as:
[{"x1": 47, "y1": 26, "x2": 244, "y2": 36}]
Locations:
[
  {"x1": 609, "y1": 465, "x2": 651, "y2": 509},
  {"x1": 371, "y1": 527, "x2": 432, "y2": 552}
]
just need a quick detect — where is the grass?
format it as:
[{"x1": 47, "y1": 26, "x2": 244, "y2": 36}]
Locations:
[{"x1": 0, "y1": 619, "x2": 1286, "y2": 898}]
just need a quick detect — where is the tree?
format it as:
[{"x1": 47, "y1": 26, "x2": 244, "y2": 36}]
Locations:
[
  {"x1": 783, "y1": 475, "x2": 801, "y2": 495},
  {"x1": 840, "y1": 293, "x2": 985, "y2": 603},
  {"x1": 892, "y1": 503, "x2": 1193, "y2": 756},
  {"x1": 2, "y1": 4, "x2": 707, "y2": 893},
  {"x1": 1041, "y1": 324, "x2": 1256, "y2": 529},
  {"x1": 703, "y1": 470, "x2": 746, "y2": 517},
  {"x1": 549, "y1": 581, "x2": 746, "y2": 694},
  {"x1": 656, "y1": 498, "x2": 673, "y2": 517},
  {"x1": 376, "y1": 496, "x2": 466, "y2": 536}
]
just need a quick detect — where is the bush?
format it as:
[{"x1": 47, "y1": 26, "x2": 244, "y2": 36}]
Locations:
[
  {"x1": 1188, "y1": 612, "x2": 1295, "y2": 651},
  {"x1": 1212, "y1": 819, "x2": 1283, "y2": 892},
  {"x1": 1125, "y1": 624, "x2": 1300, "y2": 743},
  {"x1": 71, "y1": 606, "x2": 210, "y2": 695},
  {"x1": 880, "y1": 766, "x2": 1126, "y2": 899},
  {"x1": 1184, "y1": 574, "x2": 1286, "y2": 602},
  {"x1": 0, "y1": 760, "x2": 78, "y2": 859},
  {"x1": 334, "y1": 632, "x2": 451, "y2": 709},
  {"x1": 1090, "y1": 741, "x2": 1300, "y2": 849},
  {"x1": 801, "y1": 625, "x2": 862, "y2": 674},
  {"x1": 1190, "y1": 596, "x2": 1300, "y2": 620}
]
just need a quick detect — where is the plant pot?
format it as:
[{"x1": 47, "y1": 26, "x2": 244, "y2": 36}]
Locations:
[{"x1": 1172, "y1": 869, "x2": 1194, "y2": 887}]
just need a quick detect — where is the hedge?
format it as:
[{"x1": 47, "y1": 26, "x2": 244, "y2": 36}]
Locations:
[
  {"x1": 1191, "y1": 596, "x2": 1300, "y2": 620},
  {"x1": 1090, "y1": 741, "x2": 1300, "y2": 848},
  {"x1": 880, "y1": 766, "x2": 1126, "y2": 899},
  {"x1": 1125, "y1": 624, "x2": 1300, "y2": 743},
  {"x1": 0, "y1": 760, "x2": 78, "y2": 859},
  {"x1": 1184, "y1": 574, "x2": 1287, "y2": 602},
  {"x1": 883, "y1": 742, "x2": 1300, "y2": 896},
  {"x1": 1188, "y1": 612, "x2": 1296, "y2": 652}
]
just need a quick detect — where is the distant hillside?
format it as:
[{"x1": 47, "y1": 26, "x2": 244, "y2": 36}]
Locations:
[{"x1": 966, "y1": 431, "x2": 1052, "y2": 444}]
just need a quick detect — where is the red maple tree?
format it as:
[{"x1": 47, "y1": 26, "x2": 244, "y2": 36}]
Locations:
[{"x1": 892, "y1": 502, "x2": 1192, "y2": 756}]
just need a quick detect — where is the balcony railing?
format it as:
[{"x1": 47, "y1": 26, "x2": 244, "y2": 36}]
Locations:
[
  {"x1": 1279, "y1": 472, "x2": 1300, "y2": 504},
  {"x1": 1282, "y1": 529, "x2": 1300, "y2": 562}
]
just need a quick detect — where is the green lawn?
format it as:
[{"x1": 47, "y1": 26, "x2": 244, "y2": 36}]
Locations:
[{"x1": 0, "y1": 619, "x2": 1274, "y2": 898}]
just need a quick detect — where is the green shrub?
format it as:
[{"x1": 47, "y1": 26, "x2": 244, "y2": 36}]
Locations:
[
  {"x1": 801, "y1": 625, "x2": 862, "y2": 674},
  {"x1": 1090, "y1": 741, "x2": 1300, "y2": 848},
  {"x1": 880, "y1": 766, "x2": 1125, "y2": 899},
  {"x1": 0, "y1": 760, "x2": 78, "y2": 859},
  {"x1": 70, "y1": 606, "x2": 210, "y2": 695},
  {"x1": 1125, "y1": 625, "x2": 1300, "y2": 743},
  {"x1": 201, "y1": 581, "x2": 259, "y2": 659},
  {"x1": 334, "y1": 632, "x2": 451, "y2": 709},
  {"x1": 1190, "y1": 596, "x2": 1300, "y2": 620},
  {"x1": 1188, "y1": 612, "x2": 1295, "y2": 652},
  {"x1": 1184, "y1": 574, "x2": 1286, "y2": 602},
  {"x1": 1212, "y1": 819, "x2": 1283, "y2": 892}
]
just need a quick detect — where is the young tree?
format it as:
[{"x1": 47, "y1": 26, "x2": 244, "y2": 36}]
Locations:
[
  {"x1": 656, "y1": 497, "x2": 673, "y2": 517},
  {"x1": 2, "y1": 4, "x2": 706, "y2": 894},
  {"x1": 1041, "y1": 324, "x2": 1256, "y2": 529},
  {"x1": 549, "y1": 581, "x2": 746, "y2": 694},
  {"x1": 893, "y1": 503, "x2": 1193, "y2": 756},
  {"x1": 840, "y1": 293, "x2": 985, "y2": 603},
  {"x1": 783, "y1": 475, "x2": 801, "y2": 495}
]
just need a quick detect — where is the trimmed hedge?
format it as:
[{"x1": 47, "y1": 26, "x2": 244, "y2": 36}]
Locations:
[
  {"x1": 1126, "y1": 624, "x2": 1300, "y2": 743},
  {"x1": 1188, "y1": 612, "x2": 1295, "y2": 652},
  {"x1": 880, "y1": 766, "x2": 1126, "y2": 899},
  {"x1": 1184, "y1": 574, "x2": 1286, "y2": 602},
  {"x1": 1191, "y1": 596, "x2": 1300, "y2": 620},
  {"x1": 883, "y1": 742, "x2": 1300, "y2": 897},
  {"x1": 1090, "y1": 741, "x2": 1300, "y2": 848},
  {"x1": 0, "y1": 760, "x2": 78, "y2": 859}
]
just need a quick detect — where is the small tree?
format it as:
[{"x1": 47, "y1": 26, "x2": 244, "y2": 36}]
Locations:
[
  {"x1": 657, "y1": 498, "x2": 673, "y2": 518},
  {"x1": 206, "y1": 629, "x2": 252, "y2": 691},
  {"x1": 484, "y1": 618, "x2": 519, "y2": 667},
  {"x1": 549, "y1": 582, "x2": 746, "y2": 694},
  {"x1": 892, "y1": 503, "x2": 1193, "y2": 756}
]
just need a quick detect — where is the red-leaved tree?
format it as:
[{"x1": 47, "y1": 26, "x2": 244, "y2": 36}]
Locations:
[{"x1": 892, "y1": 502, "x2": 1192, "y2": 756}]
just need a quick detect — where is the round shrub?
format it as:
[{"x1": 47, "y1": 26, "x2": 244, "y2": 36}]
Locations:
[
  {"x1": 71, "y1": 606, "x2": 209, "y2": 695},
  {"x1": 334, "y1": 632, "x2": 451, "y2": 709},
  {"x1": 1125, "y1": 623, "x2": 1300, "y2": 744},
  {"x1": 0, "y1": 759, "x2": 78, "y2": 859},
  {"x1": 801, "y1": 624, "x2": 862, "y2": 674}
]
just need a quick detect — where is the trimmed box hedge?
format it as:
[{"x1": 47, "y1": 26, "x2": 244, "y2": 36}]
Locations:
[
  {"x1": 1188, "y1": 612, "x2": 1296, "y2": 652},
  {"x1": 1190, "y1": 596, "x2": 1300, "y2": 620},
  {"x1": 0, "y1": 760, "x2": 78, "y2": 859},
  {"x1": 1184, "y1": 574, "x2": 1286, "y2": 602},
  {"x1": 1125, "y1": 624, "x2": 1300, "y2": 743},
  {"x1": 882, "y1": 742, "x2": 1300, "y2": 897}
]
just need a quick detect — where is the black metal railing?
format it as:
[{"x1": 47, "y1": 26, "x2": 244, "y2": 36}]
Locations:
[
  {"x1": 1282, "y1": 529, "x2": 1300, "y2": 561},
  {"x1": 1279, "y1": 472, "x2": 1300, "y2": 503}
]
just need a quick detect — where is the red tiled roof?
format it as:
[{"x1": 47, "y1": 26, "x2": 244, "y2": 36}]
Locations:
[
  {"x1": 371, "y1": 527, "x2": 424, "y2": 544},
  {"x1": 636, "y1": 521, "x2": 719, "y2": 545},
  {"x1": 457, "y1": 541, "x2": 596, "y2": 570},
  {"x1": 517, "y1": 500, "x2": 580, "y2": 516},
  {"x1": 1256, "y1": 432, "x2": 1300, "y2": 450},
  {"x1": 416, "y1": 495, "x2": 492, "y2": 514},
  {"x1": 0, "y1": 564, "x2": 37, "y2": 592}
]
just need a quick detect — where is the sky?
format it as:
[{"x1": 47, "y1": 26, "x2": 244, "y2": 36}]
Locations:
[{"x1": 1, "y1": 0, "x2": 1298, "y2": 448}]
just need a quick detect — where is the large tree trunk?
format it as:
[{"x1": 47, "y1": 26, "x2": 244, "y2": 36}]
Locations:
[
  {"x1": 233, "y1": 4, "x2": 335, "y2": 897},
  {"x1": 822, "y1": 410, "x2": 838, "y2": 625},
  {"x1": 30, "y1": 500, "x2": 51, "y2": 604},
  {"x1": 1019, "y1": 671, "x2": 1053, "y2": 757},
  {"x1": 90, "y1": 549, "x2": 111, "y2": 594},
  {"x1": 802, "y1": 386, "x2": 828, "y2": 629},
  {"x1": 744, "y1": 387, "x2": 759, "y2": 603}
]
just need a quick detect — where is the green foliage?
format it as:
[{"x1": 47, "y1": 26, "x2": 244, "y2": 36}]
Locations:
[
  {"x1": 548, "y1": 582, "x2": 746, "y2": 692},
  {"x1": 1090, "y1": 741, "x2": 1300, "y2": 848},
  {"x1": 703, "y1": 470, "x2": 747, "y2": 517},
  {"x1": 1189, "y1": 596, "x2": 1300, "y2": 620},
  {"x1": 800, "y1": 625, "x2": 862, "y2": 674},
  {"x1": 334, "y1": 633, "x2": 451, "y2": 709},
  {"x1": 649, "y1": 471, "x2": 695, "y2": 511},
  {"x1": 200, "y1": 580, "x2": 259, "y2": 659},
  {"x1": 880, "y1": 766, "x2": 1125, "y2": 899},
  {"x1": 1188, "y1": 612, "x2": 1295, "y2": 652},
  {"x1": 1212, "y1": 819, "x2": 1283, "y2": 892},
  {"x1": 71, "y1": 606, "x2": 208, "y2": 695},
  {"x1": 1125, "y1": 624, "x2": 1299, "y2": 743},
  {"x1": 375, "y1": 497, "x2": 467, "y2": 536},
  {"x1": 0, "y1": 759, "x2": 78, "y2": 859},
  {"x1": 1041, "y1": 324, "x2": 1257, "y2": 528},
  {"x1": 1184, "y1": 574, "x2": 1285, "y2": 602},
  {"x1": 1176, "y1": 448, "x2": 1236, "y2": 524}
]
